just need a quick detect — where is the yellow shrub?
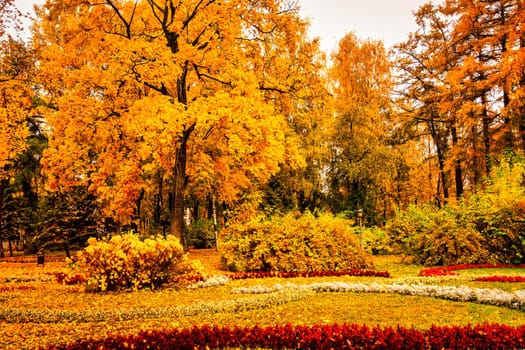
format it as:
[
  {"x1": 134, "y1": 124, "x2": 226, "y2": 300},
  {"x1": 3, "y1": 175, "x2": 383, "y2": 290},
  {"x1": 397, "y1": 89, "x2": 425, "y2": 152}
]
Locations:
[
  {"x1": 78, "y1": 233, "x2": 188, "y2": 291},
  {"x1": 221, "y1": 213, "x2": 372, "y2": 272}
]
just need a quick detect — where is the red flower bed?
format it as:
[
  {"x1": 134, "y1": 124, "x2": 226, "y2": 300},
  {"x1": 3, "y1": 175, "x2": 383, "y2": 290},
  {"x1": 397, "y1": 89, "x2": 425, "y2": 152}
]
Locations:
[
  {"x1": 475, "y1": 275, "x2": 525, "y2": 283},
  {"x1": 227, "y1": 269, "x2": 390, "y2": 280},
  {"x1": 418, "y1": 264, "x2": 525, "y2": 277},
  {"x1": 45, "y1": 323, "x2": 525, "y2": 350},
  {"x1": 0, "y1": 255, "x2": 66, "y2": 263},
  {"x1": 172, "y1": 273, "x2": 206, "y2": 285},
  {"x1": 173, "y1": 269, "x2": 391, "y2": 285},
  {"x1": 0, "y1": 285, "x2": 36, "y2": 292},
  {"x1": 53, "y1": 272, "x2": 87, "y2": 285}
]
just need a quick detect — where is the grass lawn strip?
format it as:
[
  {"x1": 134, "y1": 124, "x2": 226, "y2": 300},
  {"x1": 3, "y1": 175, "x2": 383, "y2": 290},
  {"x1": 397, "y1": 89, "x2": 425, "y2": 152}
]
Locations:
[{"x1": 0, "y1": 287, "x2": 315, "y2": 323}]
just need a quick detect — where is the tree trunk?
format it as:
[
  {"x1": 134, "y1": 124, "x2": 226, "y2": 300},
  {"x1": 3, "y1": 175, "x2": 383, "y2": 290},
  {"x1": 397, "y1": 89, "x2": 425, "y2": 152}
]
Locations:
[
  {"x1": 63, "y1": 242, "x2": 71, "y2": 259},
  {"x1": 437, "y1": 143, "x2": 449, "y2": 203},
  {"x1": 482, "y1": 101, "x2": 492, "y2": 176},
  {"x1": 168, "y1": 56, "x2": 192, "y2": 247},
  {"x1": 0, "y1": 179, "x2": 5, "y2": 259},
  {"x1": 153, "y1": 172, "x2": 163, "y2": 226},
  {"x1": 521, "y1": 39, "x2": 525, "y2": 154},
  {"x1": 520, "y1": 104, "x2": 525, "y2": 155},
  {"x1": 471, "y1": 124, "x2": 482, "y2": 188},
  {"x1": 450, "y1": 121, "x2": 464, "y2": 198},
  {"x1": 499, "y1": 15, "x2": 514, "y2": 151},
  {"x1": 211, "y1": 193, "x2": 219, "y2": 251},
  {"x1": 503, "y1": 91, "x2": 514, "y2": 151},
  {"x1": 207, "y1": 193, "x2": 213, "y2": 220},
  {"x1": 429, "y1": 118, "x2": 449, "y2": 204},
  {"x1": 169, "y1": 124, "x2": 195, "y2": 248}
]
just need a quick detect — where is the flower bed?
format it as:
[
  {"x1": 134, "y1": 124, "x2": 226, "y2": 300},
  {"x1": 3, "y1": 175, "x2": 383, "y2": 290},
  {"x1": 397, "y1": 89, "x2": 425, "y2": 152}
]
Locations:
[
  {"x1": 186, "y1": 275, "x2": 230, "y2": 289},
  {"x1": 2, "y1": 276, "x2": 54, "y2": 283},
  {"x1": 0, "y1": 255, "x2": 66, "y2": 264},
  {"x1": 476, "y1": 275, "x2": 525, "y2": 283},
  {"x1": 53, "y1": 272, "x2": 87, "y2": 285},
  {"x1": 233, "y1": 281, "x2": 525, "y2": 310},
  {"x1": 0, "y1": 285, "x2": 36, "y2": 292},
  {"x1": 175, "y1": 269, "x2": 391, "y2": 288},
  {"x1": 419, "y1": 264, "x2": 525, "y2": 277},
  {"x1": 45, "y1": 323, "x2": 525, "y2": 350},
  {"x1": 227, "y1": 269, "x2": 390, "y2": 279}
]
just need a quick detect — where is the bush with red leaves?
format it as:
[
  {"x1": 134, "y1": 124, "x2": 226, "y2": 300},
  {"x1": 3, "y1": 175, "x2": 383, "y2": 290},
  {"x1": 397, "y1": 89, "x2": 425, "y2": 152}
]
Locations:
[{"x1": 54, "y1": 272, "x2": 87, "y2": 285}]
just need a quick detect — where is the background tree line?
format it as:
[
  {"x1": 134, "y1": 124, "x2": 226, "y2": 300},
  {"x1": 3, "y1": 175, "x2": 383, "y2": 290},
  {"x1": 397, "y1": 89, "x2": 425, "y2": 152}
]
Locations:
[{"x1": 0, "y1": 0, "x2": 523, "y2": 255}]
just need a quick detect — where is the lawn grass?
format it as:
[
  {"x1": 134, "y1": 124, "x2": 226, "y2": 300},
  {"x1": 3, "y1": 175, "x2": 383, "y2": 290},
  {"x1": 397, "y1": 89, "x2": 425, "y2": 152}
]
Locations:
[{"x1": 1, "y1": 250, "x2": 525, "y2": 349}]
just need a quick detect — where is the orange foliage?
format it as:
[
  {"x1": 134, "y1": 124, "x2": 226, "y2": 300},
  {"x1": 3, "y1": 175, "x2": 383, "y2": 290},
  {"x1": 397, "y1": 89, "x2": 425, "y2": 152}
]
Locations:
[
  {"x1": 34, "y1": 0, "x2": 319, "y2": 234},
  {"x1": 0, "y1": 36, "x2": 33, "y2": 176}
]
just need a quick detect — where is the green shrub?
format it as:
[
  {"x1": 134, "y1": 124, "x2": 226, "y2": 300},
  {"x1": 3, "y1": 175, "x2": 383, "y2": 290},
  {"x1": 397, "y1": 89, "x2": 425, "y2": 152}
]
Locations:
[
  {"x1": 77, "y1": 233, "x2": 190, "y2": 292},
  {"x1": 461, "y1": 199, "x2": 523, "y2": 264},
  {"x1": 186, "y1": 219, "x2": 216, "y2": 249},
  {"x1": 360, "y1": 226, "x2": 392, "y2": 255},
  {"x1": 386, "y1": 205, "x2": 487, "y2": 266},
  {"x1": 408, "y1": 207, "x2": 487, "y2": 266},
  {"x1": 220, "y1": 213, "x2": 372, "y2": 272},
  {"x1": 385, "y1": 205, "x2": 435, "y2": 254},
  {"x1": 460, "y1": 159, "x2": 525, "y2": 264}
]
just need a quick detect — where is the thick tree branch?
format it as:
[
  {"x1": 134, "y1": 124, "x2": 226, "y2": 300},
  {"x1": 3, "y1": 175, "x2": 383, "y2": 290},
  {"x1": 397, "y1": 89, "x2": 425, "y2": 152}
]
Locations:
[{"x1": 105, "y1": 0, "x2": 137, "y2": 39}]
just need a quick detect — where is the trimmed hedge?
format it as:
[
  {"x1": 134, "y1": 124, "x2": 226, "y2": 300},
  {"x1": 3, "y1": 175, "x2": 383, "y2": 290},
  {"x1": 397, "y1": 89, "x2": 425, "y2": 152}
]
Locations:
[
  {"x1": 45, "y1": 323, "x2": 525, "y2": 350},
  {"x1": 221, "y1": 213, "x2": 371, "y2": 272}
]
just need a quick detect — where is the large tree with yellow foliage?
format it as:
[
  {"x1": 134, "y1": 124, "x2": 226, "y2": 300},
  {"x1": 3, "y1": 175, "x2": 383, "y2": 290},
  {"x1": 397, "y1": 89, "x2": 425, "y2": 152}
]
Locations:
[
  {"x1": 0, "y1": 0, "x2": 36, "y2": 256},
  {"x1": 0, "y1": 0, "x2": 31, "y2": 174},
  {"x1": 328, "y1": 32, "x2": 406, "y2": 222},
  {"x1": 34, "y1": 0, "x2": 321, "y2": 242}
]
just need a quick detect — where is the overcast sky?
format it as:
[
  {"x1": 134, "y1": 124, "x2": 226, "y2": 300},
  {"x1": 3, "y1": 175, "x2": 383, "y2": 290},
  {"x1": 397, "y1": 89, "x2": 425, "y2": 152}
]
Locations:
[
  {"x1": 16, "y1": 0, "x2": 441, "y2": 53},
  {"x1": 298, "y1": 0, "x2": 442, "y2": 53}
]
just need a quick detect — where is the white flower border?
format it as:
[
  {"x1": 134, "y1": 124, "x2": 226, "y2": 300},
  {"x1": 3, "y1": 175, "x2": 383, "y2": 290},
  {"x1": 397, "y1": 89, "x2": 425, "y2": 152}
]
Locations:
[
  {"x1": 233, "y1": 281, "x2": 525, "y2": 310},
  {"x1": 186, "y1": 275, "x2": 230, "y2": 289}
]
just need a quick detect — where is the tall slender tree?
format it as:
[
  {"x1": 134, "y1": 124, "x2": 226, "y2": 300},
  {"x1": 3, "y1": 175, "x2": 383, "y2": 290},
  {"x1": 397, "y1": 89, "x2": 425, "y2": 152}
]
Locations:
[
  {"x1": 392, "y1": 3, "x2": 465, "y2": 204},
  {"x1": 329, "y1": 32, "x2": 399, "y2": 222}
]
